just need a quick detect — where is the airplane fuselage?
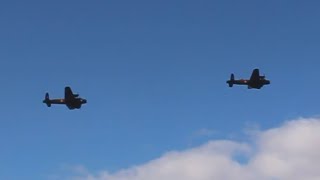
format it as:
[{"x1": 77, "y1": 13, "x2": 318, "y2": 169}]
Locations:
[
  {"x1": 231, "y1": 79, "x2": 270, "y2": 89},
  {"x1": 45, "y1": 98, "x2": 87, "y2": 109}
]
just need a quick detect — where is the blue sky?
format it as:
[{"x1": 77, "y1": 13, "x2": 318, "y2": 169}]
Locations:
[{"x1": 1, "y1": 0, "x2": 320, "y2": 179}]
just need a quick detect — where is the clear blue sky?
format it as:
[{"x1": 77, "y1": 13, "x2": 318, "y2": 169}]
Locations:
[{"x1": 1, "y1": 0, "x2": 320, "y2": 179}]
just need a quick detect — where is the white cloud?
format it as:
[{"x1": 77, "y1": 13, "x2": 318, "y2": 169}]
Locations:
[{"x1": 68, "y1": 118, "x2": 320, "y2": 180}]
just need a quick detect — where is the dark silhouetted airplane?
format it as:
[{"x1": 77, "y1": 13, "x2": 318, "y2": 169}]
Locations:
[
  {"x1": 43, "y1": 86, "x2": 87, "y2": 109},
  {"x1": 226, "y1": 69, "x2": 270, "y2": 89}
]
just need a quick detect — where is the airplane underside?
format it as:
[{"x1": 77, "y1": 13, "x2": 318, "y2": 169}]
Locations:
[{"x1": 227, "y1": 81, "x2": 265, "y2": 89}]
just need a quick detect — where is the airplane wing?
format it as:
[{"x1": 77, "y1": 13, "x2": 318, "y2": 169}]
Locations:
[
  {"x1": 65, "y1": 86, "x2": 75, "y2": 100},
  {"x1": 249, "y1": 69, "x2": 260, "y2": 81}
]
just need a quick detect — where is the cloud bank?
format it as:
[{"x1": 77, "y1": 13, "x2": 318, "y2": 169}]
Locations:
[{"x1": 70, "y1": 118, "x2": 320, "y2": 180}]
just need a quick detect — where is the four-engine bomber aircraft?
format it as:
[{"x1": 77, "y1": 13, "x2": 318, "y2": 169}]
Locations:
[
  {"x1": 43, "y1": 86, "x2": 87, "y2": 109},
  {"x1": 42, "y1": 69, "x2": 270, "y2": 109},
  {"x1": 226, "y1": 68, "x2": 270, "y2": 89}
]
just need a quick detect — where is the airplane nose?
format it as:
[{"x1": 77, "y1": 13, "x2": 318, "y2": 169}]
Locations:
[{"x1": 82, "y1": 99, "x2": 87, "y2": 104}]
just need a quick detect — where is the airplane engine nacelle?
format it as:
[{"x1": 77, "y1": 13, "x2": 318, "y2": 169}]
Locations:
[{"x1": 76, "y1": 104, "x2": 82, "y2": 109}]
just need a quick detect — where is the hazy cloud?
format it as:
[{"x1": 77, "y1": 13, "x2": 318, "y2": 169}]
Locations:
[
  {"x1": 192, "y1": 128, "x2": 216, "y2": 137},
  {"x1": 68, "y1": 118, "x2": 320, "y2": 180}
]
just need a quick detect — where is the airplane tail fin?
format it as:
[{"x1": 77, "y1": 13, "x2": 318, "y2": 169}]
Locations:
[
  {"x1": 43, "y1": 93, "x2": 51, "y2": 107},
  {"x1": 227, "y1": 74, "x2": 234, "y2": 87}
]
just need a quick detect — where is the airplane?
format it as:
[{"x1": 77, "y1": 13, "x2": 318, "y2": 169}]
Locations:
[
  {"x1": 226, "y1": 68, "x2": 270, "y2": 89},
  {"x1": 43, "y1": 86, "x2": 87, "y2": 109}
]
